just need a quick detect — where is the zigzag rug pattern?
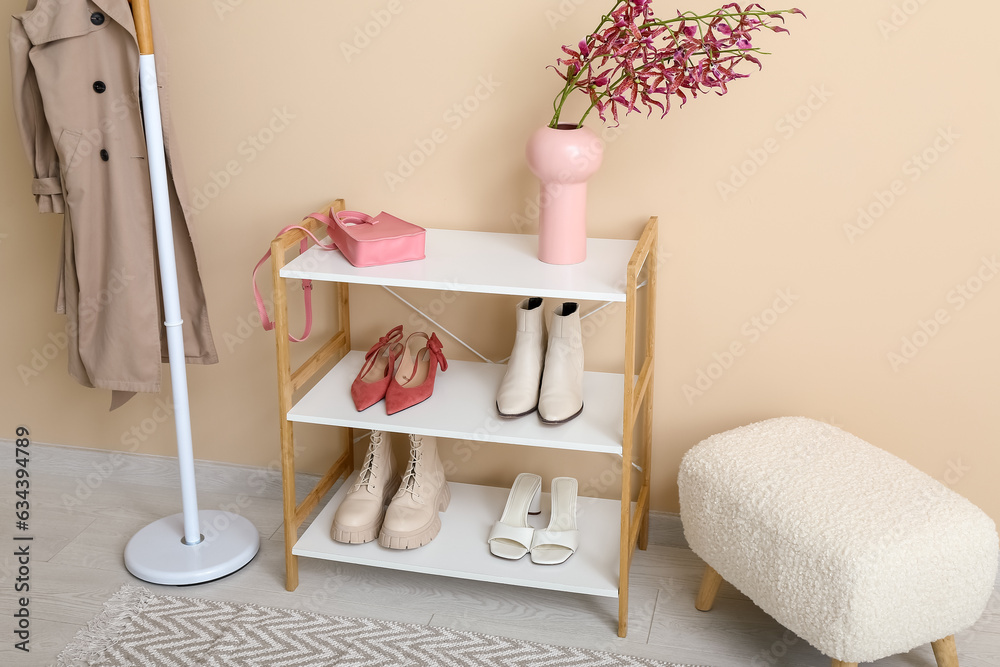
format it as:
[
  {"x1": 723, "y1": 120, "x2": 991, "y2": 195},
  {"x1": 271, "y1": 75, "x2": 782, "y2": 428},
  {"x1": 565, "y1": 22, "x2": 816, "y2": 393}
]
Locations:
[{"x1": 55, "y1": 585, "x2": 698, "y2": 667}]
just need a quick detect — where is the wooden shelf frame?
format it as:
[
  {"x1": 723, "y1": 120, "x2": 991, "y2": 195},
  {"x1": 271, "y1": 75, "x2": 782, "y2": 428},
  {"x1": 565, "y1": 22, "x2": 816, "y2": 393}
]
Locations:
[
  {"x1": 619, "y1": 213, "x2": 658, "y2": 636},
  {"x1": 271, "y1": 198, "x2": 353, "y2": 592},
  {"x1": 269, "y1": 198, "x2": 657, "y2": 637}
]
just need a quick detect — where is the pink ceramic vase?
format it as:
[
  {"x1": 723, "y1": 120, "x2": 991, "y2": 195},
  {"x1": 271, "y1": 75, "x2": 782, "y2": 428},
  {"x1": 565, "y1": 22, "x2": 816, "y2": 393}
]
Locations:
[{"x1": 525, "y1": 124, "x2": 604, "y2": 265}]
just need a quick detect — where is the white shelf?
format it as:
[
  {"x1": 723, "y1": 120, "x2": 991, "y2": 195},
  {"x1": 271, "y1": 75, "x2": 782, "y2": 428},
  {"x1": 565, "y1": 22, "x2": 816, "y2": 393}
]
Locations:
[
  {"x1": 280, "y1": 228, "x2": 636, "y2": 303},
  {"x1": 293, "y1": 473, "x2": 620, "y2": 598},
  {"x1": 287, "y1": 351, "x2": 625, "y2": 455}
]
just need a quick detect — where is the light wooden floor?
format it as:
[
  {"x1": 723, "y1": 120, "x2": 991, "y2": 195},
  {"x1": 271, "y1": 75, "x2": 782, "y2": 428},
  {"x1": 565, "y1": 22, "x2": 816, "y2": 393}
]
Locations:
[{"x1": 1, "y1": 443, "x2": 998, "y2": 666}]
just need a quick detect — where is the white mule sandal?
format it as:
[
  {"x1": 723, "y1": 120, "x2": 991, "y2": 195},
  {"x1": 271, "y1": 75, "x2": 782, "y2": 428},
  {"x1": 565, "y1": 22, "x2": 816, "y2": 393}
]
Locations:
[
  {"x1": 530, "y1": 477, "x2": 579, "y2": 565},
  {"x1": 488, "y1": 473, "x2": 542, "y2": 559}
]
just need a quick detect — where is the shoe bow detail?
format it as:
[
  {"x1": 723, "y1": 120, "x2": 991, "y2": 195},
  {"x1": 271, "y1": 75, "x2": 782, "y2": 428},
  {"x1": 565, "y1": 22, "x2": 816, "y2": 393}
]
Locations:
[
  {"x1": 426, "y1": 333, "x2": 448, "y2": 372},
  {"x1": 362, "y1": 325, "x2": 403, "y2": 366}
]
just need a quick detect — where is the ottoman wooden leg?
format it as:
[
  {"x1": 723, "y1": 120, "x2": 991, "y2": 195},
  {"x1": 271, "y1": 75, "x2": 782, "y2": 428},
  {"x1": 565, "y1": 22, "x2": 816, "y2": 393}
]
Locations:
[
  {"x1": 831, "y1": 661, "x2": 857, "y2": 667},
  {"x1": 931, "y1": 635, "x2": 959, "y2": 667},
  {"x1": 695, "y1": 564, "x2": 724, "y2": 611}
]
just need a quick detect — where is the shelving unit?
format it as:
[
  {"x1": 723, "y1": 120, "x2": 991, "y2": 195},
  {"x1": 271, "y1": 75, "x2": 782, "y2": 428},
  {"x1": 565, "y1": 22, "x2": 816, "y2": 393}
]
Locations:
[{"x1": 270, "y1": 199, "x2": 657, "y2": 636}]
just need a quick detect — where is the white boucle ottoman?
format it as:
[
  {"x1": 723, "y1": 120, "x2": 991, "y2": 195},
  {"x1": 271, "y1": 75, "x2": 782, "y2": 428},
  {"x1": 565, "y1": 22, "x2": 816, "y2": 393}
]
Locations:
[{"x1": 678, "y1": 417, "x2": 998, "y2": 667}]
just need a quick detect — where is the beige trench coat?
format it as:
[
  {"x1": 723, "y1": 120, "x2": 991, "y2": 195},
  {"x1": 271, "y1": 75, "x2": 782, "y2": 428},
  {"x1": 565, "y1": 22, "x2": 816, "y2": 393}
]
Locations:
[{"x1": 10, "y1": 0, "x2": 217, "y2": 400}]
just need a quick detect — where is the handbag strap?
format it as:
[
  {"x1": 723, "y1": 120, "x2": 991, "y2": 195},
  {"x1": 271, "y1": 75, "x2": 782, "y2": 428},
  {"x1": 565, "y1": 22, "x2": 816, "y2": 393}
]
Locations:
[
  {"x1": 310, "y1": 209, "x2": 377, "y2": 231},
  {"x1": 252, "y1": 218, "x2": 338, "y2": 343}
]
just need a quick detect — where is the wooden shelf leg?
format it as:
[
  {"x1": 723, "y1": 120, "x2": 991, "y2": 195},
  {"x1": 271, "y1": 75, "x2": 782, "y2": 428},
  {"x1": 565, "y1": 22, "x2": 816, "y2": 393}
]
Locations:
[
  {"x1": 279, "y1": 416, "x2": 299, "y2": 590},
  {"x1": 620, "y1": 282, "x2": 636, "y2": 638},
  {"x1": 272, "y1": 228, "x2": 298, "y2": 591},
  {"x1": 618, "y1": 216, "x2": 658, "y2": 637},
  {"x1": 637, "y1": 360, "x2": 653, "y2": 552},
  {"x1": 638, "y1": 505, "x2": 650, "y2": 550},
  {"x1": 637, "y1": 390, "x2": 652, "y2": 552},
  {"x1": 618, "y1": 577, "x2": 629, "y2": 638},
  {"x1": 283, "y1": 518, "x2": 299, "y2": 588},
  {"x1": 931, "y1": 635, "x2": 959, "y2": 667},
  {"x1": 638, "y1": 221, "x2": 656, "y2": 552},
  {"x1": 695, "y1": 564, "x2": 723, "y2": 611}
]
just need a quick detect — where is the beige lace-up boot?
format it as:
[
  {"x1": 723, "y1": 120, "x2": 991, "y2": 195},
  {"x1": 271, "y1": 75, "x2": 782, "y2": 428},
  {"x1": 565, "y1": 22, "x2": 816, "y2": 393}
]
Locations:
[
  {"x1": 331, "y1": 430, "x2": 398, "y2": 544},
  {"x1": 378, "y1": 434, "x2": 451, "y2": 549}
]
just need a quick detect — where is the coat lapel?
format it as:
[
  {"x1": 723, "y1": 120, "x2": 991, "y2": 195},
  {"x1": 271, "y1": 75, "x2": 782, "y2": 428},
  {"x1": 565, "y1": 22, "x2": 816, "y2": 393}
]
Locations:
[
  {"x1": 92, "y1": 0, "x2": 138, "y2": 48},
  {"x1": 17, "y1": 0, "x2": 105, "y2": 46},
  {"x1": 16, "y1": 0, "x2": 137, "y2": 49}
]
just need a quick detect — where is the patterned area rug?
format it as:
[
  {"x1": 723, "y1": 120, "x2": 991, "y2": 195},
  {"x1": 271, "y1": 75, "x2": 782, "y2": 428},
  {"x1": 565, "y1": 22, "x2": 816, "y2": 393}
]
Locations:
[{"x1": 56, "y1": 585, "x2": 700, "y2": 666}]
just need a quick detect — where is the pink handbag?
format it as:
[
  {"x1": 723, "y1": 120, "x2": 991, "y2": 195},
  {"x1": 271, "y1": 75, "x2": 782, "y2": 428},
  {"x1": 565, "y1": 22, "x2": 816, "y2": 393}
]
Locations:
[
  {"x1": 252, "y1": 209, "x2": 425, "y2": 342},
  {"x1": 308, "y1": 210, "x2": 425, "y2": 267}
]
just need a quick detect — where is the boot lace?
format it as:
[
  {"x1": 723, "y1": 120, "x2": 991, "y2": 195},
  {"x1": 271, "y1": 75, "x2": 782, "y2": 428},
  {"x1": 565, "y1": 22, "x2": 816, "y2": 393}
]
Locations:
[
  {"x1": 353, "y1": 430, "x2": 383, "y2": 491},
  {"x1": 399, "y1": 434, "x2": 423, "y2": 496}
]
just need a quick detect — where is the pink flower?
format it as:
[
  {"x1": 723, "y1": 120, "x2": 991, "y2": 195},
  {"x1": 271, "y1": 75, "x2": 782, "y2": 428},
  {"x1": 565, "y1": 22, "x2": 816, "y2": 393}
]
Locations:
[{"x1": 547, "y1": 1, "x2": 806, "y2": 128}]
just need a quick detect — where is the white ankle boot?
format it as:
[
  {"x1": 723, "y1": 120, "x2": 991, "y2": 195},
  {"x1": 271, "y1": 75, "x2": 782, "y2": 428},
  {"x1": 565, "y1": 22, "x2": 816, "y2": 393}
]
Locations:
[
  {"x1": 538, "y1": 302, "x2": 584, "y2": 423},
  {"x1": 496, "y1": 297, "x2": 547, "y2": 417},
  {"x1": 331, "y1": 430, "x2": 398, "y2": 544},
  {"x1": 379, "y1": 434, "x2": 451, "y2": 549}
]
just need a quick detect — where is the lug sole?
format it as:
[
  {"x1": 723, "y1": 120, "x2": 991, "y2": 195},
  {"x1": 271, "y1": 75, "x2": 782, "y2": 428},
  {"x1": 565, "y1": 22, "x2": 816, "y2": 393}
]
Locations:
[
  {"x1": 330, "y1": 475, "x2": 401, "y2": 545},
  {"x1": 378, "y1": 482, "x2": 452, "y2": 550},
  {"x1": 331, "y1": 508, "x2": 384, "y2": 544}
]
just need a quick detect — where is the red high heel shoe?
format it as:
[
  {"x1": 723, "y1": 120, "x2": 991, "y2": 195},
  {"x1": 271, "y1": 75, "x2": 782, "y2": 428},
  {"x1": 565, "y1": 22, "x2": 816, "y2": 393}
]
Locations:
[
  {"x1": 351, "y1": 325, "x2": 404, "y2": 411},
  {"x1": 385, "y1": 332, "x2": 448, "y2": 415}
]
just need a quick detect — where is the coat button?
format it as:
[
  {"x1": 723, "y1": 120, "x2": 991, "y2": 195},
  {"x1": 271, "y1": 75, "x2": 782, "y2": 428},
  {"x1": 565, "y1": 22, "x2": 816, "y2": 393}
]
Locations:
[
  {"x1": 100, "y1": 149, "x2": 109, "y2": 162},
  {"x1": 93, "y1": 81, "x2": 106, "y2": 94},
  {"x1": 90, "y1": 12, "x2": 104, "y2": 25}
]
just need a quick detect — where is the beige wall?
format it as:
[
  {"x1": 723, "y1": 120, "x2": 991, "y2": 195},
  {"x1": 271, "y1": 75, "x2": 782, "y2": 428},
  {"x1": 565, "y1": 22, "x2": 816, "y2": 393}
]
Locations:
[{"x1": 2, "y1": 1, "x2": 998, "y2": 520}]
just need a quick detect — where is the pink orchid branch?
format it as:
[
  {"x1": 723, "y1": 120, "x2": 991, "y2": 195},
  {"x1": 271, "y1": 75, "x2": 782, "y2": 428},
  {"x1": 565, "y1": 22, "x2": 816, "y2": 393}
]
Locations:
[
  {"x1": 550, "y1": 0, "x2": 630, "y2": 126},
  {"x1": 548, "y1": 1, "x2": 806, "y2": 128}
]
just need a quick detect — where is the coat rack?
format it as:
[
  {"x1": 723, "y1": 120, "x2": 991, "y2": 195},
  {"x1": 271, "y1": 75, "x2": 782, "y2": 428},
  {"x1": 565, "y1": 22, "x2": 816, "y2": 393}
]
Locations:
[{"x1": 122, "y1": 0, "x2": 259, "y2": 585}]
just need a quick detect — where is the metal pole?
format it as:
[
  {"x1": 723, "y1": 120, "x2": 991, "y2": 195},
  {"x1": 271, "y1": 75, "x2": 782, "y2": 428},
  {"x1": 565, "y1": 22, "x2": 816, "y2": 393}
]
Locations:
[{"x1": 123, "y1": 0, "x2": 258, "y2": 585}]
